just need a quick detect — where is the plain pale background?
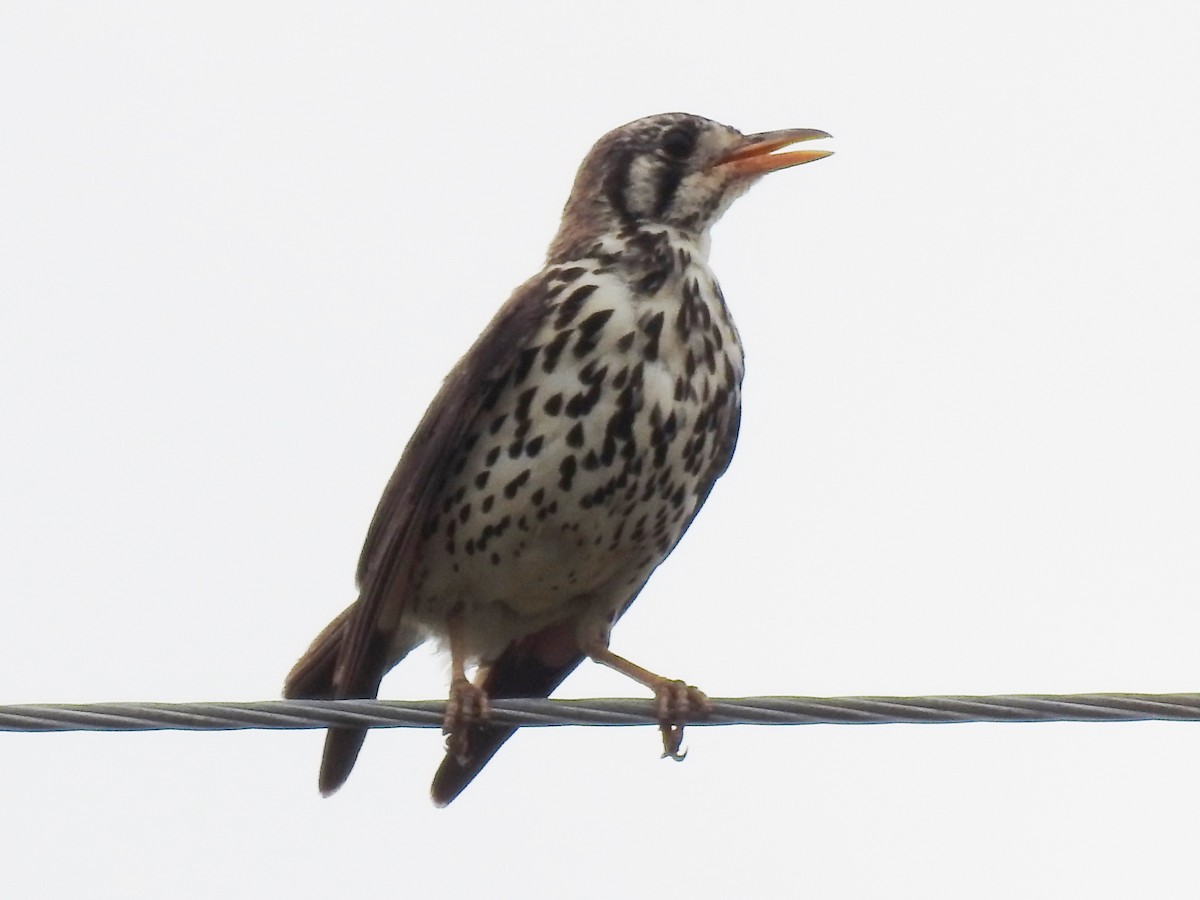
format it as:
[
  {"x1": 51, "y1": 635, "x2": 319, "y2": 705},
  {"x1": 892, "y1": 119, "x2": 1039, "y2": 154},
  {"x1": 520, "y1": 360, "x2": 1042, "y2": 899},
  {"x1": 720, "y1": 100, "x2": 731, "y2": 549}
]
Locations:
[{"x1": 2, "y1": 2, "x2": 1198, "y2": 897}]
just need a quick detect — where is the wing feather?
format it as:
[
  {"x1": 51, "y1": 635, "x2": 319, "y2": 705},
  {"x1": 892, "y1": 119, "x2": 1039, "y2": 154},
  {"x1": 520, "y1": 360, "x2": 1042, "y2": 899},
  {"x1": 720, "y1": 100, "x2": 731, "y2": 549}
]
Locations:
[{"x1": 332, "y1": 271, "x2": 554, "y2": 697}]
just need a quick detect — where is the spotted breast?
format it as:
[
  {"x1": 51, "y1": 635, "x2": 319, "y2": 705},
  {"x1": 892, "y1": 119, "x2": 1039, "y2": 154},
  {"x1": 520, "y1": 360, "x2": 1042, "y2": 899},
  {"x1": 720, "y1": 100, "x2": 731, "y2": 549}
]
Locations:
[{"x1": 410, "y1": 226, "x2": 743, "y2": 663}]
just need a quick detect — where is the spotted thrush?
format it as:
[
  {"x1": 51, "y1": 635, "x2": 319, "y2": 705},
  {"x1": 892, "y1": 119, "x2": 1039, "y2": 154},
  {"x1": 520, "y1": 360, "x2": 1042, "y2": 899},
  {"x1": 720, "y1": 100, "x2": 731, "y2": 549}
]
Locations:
[{"x1": 284, "y1": 112, "x2": 832, "y2": 805}]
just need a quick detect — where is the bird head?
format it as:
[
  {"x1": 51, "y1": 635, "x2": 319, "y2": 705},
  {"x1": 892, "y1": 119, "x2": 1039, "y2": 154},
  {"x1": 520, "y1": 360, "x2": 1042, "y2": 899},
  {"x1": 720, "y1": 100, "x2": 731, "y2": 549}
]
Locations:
[{"x1": 549, "y1": 112, "x2": 831, "y2": 261}]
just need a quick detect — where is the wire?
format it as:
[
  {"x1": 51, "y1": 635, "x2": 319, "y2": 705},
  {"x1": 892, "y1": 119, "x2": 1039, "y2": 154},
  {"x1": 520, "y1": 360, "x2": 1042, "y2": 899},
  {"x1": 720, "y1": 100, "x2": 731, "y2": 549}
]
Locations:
[{"x1": 2, "y1": 693, "x2": 1198, "y2": 732}]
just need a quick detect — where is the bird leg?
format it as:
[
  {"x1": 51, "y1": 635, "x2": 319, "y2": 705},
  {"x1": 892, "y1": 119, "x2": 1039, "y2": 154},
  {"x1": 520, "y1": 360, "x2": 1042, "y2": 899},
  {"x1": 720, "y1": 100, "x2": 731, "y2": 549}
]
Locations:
[
  {"x1": 582, "y1": 641, "x2": 711, "y2": 760},
  {"x1": 443, "y1": 609, "x2": 490, "y2": 765}
]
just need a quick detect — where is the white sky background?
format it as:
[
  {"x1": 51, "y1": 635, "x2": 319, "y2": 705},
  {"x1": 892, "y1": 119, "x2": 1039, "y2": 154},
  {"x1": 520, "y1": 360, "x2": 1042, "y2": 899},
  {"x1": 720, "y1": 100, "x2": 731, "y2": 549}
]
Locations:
[{"x1": 2, "y1": 2, "x2": 1199, "y2": 896}]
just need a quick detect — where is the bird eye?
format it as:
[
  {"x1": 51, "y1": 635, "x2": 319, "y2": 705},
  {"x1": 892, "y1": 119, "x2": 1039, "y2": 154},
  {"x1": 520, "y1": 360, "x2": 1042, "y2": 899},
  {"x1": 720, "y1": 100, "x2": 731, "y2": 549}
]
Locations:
[{"x1": 661, "y1": 126, "x2": 695, "y2": 160}]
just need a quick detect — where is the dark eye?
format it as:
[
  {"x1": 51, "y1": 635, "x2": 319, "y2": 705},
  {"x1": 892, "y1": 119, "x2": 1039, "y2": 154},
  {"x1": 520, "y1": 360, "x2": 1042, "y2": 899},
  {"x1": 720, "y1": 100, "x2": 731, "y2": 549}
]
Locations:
[{"x1": 661, "y1": 126, "x2": 695, "y2": 160}]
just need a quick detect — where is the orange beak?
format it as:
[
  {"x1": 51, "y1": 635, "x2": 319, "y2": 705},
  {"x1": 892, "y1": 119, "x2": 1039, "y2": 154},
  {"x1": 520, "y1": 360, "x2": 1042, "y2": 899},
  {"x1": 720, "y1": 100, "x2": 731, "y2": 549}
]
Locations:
[{"x1": 713, "y1": 128, "x2": 833, "y2": 177}]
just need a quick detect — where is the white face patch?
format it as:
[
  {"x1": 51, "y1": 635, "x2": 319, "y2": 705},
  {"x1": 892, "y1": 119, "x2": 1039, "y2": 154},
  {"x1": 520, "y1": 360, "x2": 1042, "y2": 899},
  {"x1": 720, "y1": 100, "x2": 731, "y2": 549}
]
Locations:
[
  {"x1": 618, "y1": 123, "x2": 753, "y2": 233},
  {"x1": 624, "y1": 154, "x2": 664, "y2": 218}
]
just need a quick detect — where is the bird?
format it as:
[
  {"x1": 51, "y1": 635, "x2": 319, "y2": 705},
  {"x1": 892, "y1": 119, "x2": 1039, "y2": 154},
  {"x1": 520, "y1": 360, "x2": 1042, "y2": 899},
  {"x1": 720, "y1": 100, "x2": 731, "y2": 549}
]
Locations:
[{"x1": 283, "y1": 112, "x2": 831, "y2": 806}]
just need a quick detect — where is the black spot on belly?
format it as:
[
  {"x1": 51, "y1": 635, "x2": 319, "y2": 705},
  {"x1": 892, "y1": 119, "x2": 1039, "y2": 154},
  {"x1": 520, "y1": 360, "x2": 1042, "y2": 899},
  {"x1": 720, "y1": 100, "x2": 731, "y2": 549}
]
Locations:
[
  {"x1": 566, "y1": 422, "x2": 584, "y2": 448},
  {"x1": 559, "y1": 456, "x2": 577, "y2": 491},
  {"x1": 630, "y1": 515, "x2": 647, "y2": 542},
  {"x1": 543, "y1": 393, "x2": 563, "y2": 416},
  {"x1": 574, "y1": 308, "x2": 614, "y2": 358},
  {"x1": 636, "y1": 269, "x2": 667, "y2": 294},
  {"x1": 554, "y1": 284, "x2": 599, "y2": 329},
  {"x1": 676, "y1": 280, "x2": 698, "y2": 337},
  {"x1": 641, "y1": 311, "x2": 665, "y2": 362},
  {"x1": 600, "y1": 434, "x2": 616, "y2": 466},
  {"x1": 515, "y1": 387, "x2": 537, "y2": 422},
  {"x1": 607, "y1": 403, "x2": 634, "y2": 440},
  {"x1": 513, "y1": 346, "x2": 541, "y2": 384},
  {"x1": 542, "y1": 329, "x2": 573, "y2": 373},
  {"x1": 565, "y1": 381, "x2": 602, "y2": 417},
  {"x1": 578, "y1": 359, "x2": 608, "y2": 385},
  {"x1": 608, "y1": 519, "x2": 626, "y2": 549},
  {"x1": 504, "y1": 469, "x2": 531, "y2": 499}
]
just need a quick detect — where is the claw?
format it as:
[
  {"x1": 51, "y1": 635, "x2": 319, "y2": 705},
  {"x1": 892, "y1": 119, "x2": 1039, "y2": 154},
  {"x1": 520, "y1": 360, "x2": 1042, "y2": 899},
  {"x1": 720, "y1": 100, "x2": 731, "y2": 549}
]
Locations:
[
  {"x1": 660, "y1": 724, "x2": 688, "y2": 761},
  {"x1": 443, "y1": 677, "x2": 491, "y2": 765},
  {"x1": 580, "y1": 642, "x2": 712, "y2": 763},
  {"x1": 653, "y1": 679, "x2": 710, "y2": 761}
]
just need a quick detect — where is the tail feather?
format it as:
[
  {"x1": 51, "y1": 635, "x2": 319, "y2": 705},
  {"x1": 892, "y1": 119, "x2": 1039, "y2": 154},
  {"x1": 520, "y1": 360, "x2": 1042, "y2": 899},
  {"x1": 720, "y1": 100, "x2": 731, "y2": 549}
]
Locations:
[
  {"x1": 284, "y1": 604, "x2": 411, "y2": 796},
  {"x1": 430, "y1": 649, "x2": 583, "y2": 807},
  {"x1": 318, "y1": 727, "x2": 371, "y2": 796},
  {"x1": 283, "y1": 606, "x2": 354, "y2": 700}
]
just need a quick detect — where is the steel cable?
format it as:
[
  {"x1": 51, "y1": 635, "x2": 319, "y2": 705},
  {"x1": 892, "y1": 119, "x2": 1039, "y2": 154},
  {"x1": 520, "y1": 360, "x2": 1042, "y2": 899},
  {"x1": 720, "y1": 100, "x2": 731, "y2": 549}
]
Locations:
[{"x1": 2, "y1": 693, "x2": 1198, "y2": 732}]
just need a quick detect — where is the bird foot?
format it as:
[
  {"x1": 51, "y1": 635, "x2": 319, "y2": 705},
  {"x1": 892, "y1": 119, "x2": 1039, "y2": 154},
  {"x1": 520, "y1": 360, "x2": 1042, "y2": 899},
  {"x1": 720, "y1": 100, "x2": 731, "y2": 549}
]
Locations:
[
  {"x1": 654, "y1": 679, "x2": 711, "y2": 760},
  {"x1": 443, "y1": 676, "x2": 491, "y2": 765}
]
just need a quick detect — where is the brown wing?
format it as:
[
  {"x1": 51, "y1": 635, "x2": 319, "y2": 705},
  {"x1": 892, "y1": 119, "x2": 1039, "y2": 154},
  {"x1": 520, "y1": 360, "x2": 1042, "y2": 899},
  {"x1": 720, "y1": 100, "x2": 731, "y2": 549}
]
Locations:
[
  {"x1": 430, "y1": 393, "x2": 742, "y2": 806},
  {"x1": 333, "y1": 270, "x2": 556, "y2": 700},
  {"x1": 284, "y1": 270, "x2": 555, "y2": 794}
]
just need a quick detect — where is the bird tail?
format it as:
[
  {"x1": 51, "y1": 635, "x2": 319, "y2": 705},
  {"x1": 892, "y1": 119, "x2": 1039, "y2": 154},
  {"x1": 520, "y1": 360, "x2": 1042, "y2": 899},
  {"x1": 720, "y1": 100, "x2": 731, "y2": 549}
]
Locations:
[
  {"x1": 283, "y1": 603, "x2": 418, "y2": 796},
  {"x1": 429, "y1": 648, "x2": 583, "y2": 807},
  {"x1": 283, "y1": 605, "x2": 354, "y2": 701}
]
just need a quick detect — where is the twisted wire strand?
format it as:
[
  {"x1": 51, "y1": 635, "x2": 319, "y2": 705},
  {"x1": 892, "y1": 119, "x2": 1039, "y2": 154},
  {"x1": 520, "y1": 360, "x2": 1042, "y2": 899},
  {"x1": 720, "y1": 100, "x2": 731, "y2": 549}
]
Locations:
[{"x1": 2, "y1": 693, "x2": 1199, "y2": 733}]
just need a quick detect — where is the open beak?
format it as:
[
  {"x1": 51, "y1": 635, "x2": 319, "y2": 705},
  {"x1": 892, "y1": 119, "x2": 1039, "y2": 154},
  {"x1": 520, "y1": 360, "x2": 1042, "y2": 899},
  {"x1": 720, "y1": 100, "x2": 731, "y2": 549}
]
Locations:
[{"x1": 713, "y1": 128, "x2": 833, "y2": 177}]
